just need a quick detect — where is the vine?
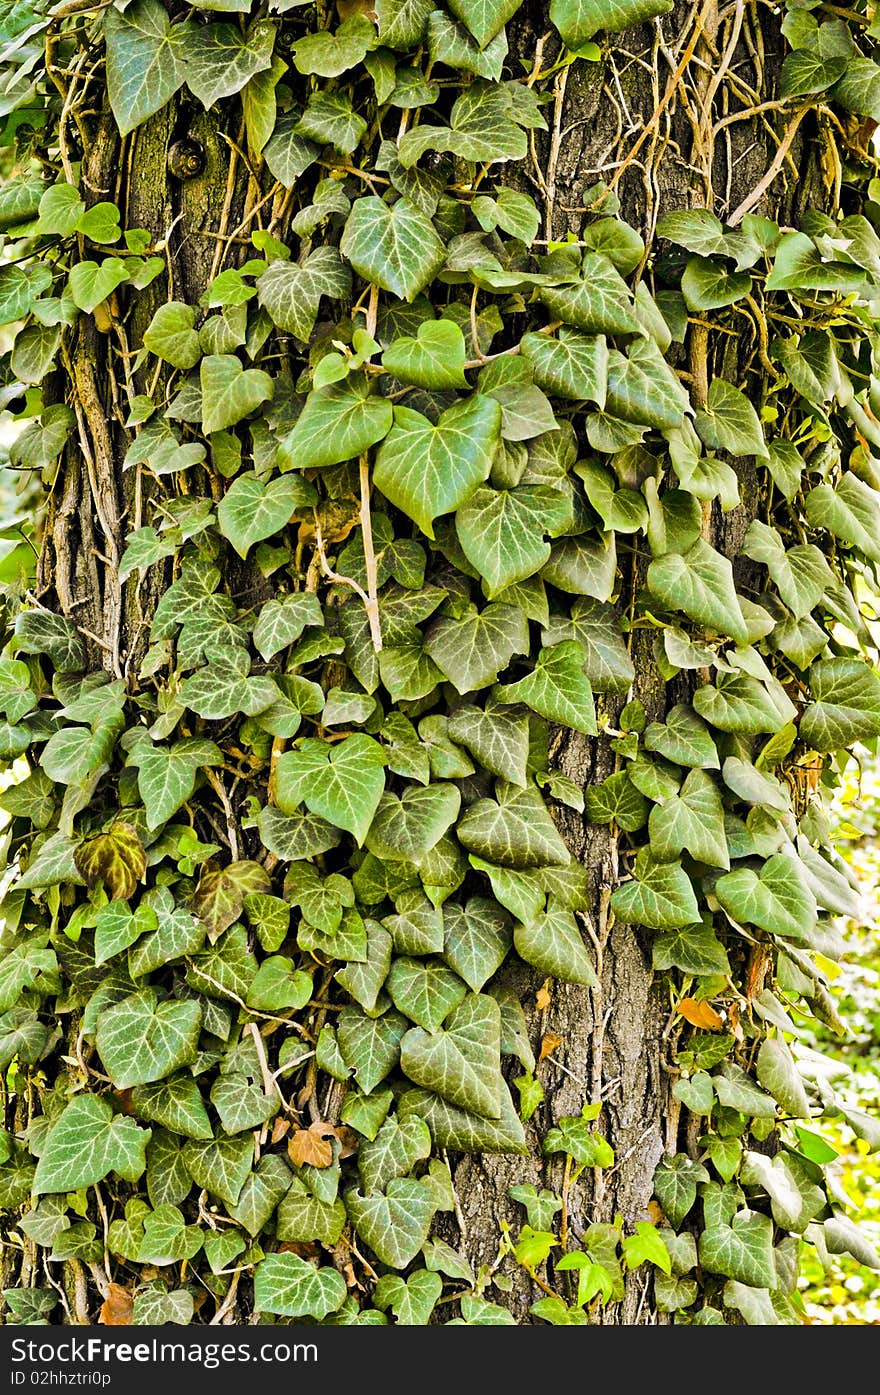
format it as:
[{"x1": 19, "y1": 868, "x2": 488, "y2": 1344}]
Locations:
[{"x1": 0, "y1": 0, "x2": 877, "y2": 1327}]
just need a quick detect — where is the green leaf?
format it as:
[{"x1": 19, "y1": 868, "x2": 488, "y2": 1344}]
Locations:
[
  {"x1": 366, "y1": 783, "x2": 460, "y2": 865},
  {"x1": 291, "y1": 14, "x2": 376, "y2": 77},
  {"x1": 456, "y1": 484, "x2": 569, "y2": 596},
  {"x1": 33, "y1": 1096, "x2": 150, "y2": 1195},
  {"x1": 256, "y1": 247, "x2": 351, "y2": 341},
  {"x1": 648, "y1": 539, "x2": 749, "y2": 644},
  {"x1": 606, "y1": 338, "x2": 690, "y2": 430},
  {"x1": 374, "y1": 1269, "x2": 442, "y2": 1325},
  {"x1": 185, "y1": 18, "x2": 275, "y2": 108},
  {"x1": 210, "y1": 1073, "x2": 276, "y2": 1135},
  {"x1": 337, "y1": 1006, "x2": 408, "y2": 1093},
  {"x1": 544, "y1": 597, "x2": 634, "y2": 695},
  {"x1": 714, "y1": 853, "x2": 816, "y2": 942},
  {"x1": 611, "y1": 849, "x2": 699, "y2": 929},
  {"x1": 276, "y1": 734, "x2": 385, "y2": 845},
  {"x1": 652, "y1": 923, "x2": 731, "y2": 977},
  {"x1": 447, "y1": 0, "x2": 518, "y2": 46},
  {"x1": 190, "y1": 860, "x2": 270, "y2": 940},
  {"x1": 755, "y1": 1038, "x2": 810, "y2": 1119},
  {"x1": 694, "y1": 378, "x2": 767, "y2": 458},
  {"x1": 766, "y1": 231, "x2": 864, "y2": 294},
  {"x1": 387, "y1": 957, "x2": 467, "y2": 1032},
  {"x1": 806, "y1": 473, "x2": 880, "y2": 567},
  {"x1": 657, "y1": 209, "x2": 725, "y2": 257},
  {"x1": 539, "y1": 254, "x2": 639, "y2": 335},
  {"x1": 654, "y1": 1154, "x2": 709, "y2": 1227},
  {"x1": 699, "y1": 1212, "x2": 777, "y2": 1289},
  {"x1": 131, "y1": 1289, "x2": 193, "y2": 1325},
  {"x1": 374, "y1": 395, "x2": 501, "y2": 538},
  {"x1": 128, "y1": 905, "x2": 204, "y2": 977},
  {"x1": 831, "y1": 57, "x2": 880, "y2": 122},
  {"x1": 521, "y1": 330, "x2": 607, "y2": 404},
  {"x1": 96, "y1": 989, "x2": 201, "y2": 1088},
  {"x1": 131, "y1": 1075, "x2": 212, "y2": 1141},
  {"x1": 781, "y1": 49, "x2": 846, "y2": 98},
  {"x1": 742, "y1": 521, "x2": 830, "y2": 619},
  {"x1": 180, "y1": 648, "x2": 278, "y2": 721},
  {"x1": 692, "y1": 673, "x2": 783, "y2": 735},
  {"x1": 514, "y1": 905, "x2": 597, "y2": 986},
  {"x1": 341, "y1": 196, "x2": 445, "y2": 301},
  {"x1": 275, "y1": 1174, "x2": 346, "y2": 1244},
  {"x1": 800, "y1": 657, "x2": 880, "y2": 751},
  {"x1": 128, "y1": 737, "x2": 222, "y2": 830},
  {"x1": 247, "y1": 956, "x2": 312, "y2": 1012},
  {"x1": 623, "y1": 1222, "x2": 671, "y2": 1274},
  {"x1": 200, "y1": 355, "x2": 273, "y2": 434},
  {"x1": 649, "y1": 769, "x2": 729, "y2": 869},
  {"x1": 400, "y1": 992, "x2": 503, "y2": 1119},
  {"x1": 358, "y1": 1115, "x2": 432, "y2": 1193},
  {"x1": 253, "y1": 593, "x2": 323, "y2": 661},
  {"x1": 457, "y1": 780, "x2": 570, "y2": 869},
  {"x1": 442, "y1": 897, "x2": 511, "y2": 991},
  {"x1": 681, "y1": 257, "x2": 751, "y2": 311},
  {"x1": 254, "y1": 1253, "x2": 347, "y2": 1319},
  {"x1": 494, "y1": 640, "x2": 597, "y2": 735},
  {"x1": 217, "y1": 472, "x2": 310, "y2": 559},
  {"x1": 381, "y1": 320, "x2": 469, "y2": 389},
  {"x1": 104, "y1": 0, "x2": 191, "y2": 136},
  {"x1": 143, "y1": 301, "x2": 201, "y2": 369},
  {"x1": 182, "y1": 1133, "x2": 253, "y2": 1207},
  {"x1": 425, "y1": 601, "x2": 528, "y2": 694},
  {"x1": 280, "y1": 380, "x2": 393, "y2": 471},
  {"x1": 68, "y1": 259, "x2": 130, "y2": 313},
  {"x1": 447, "y1": 700, "x2": 530, "y2": 787},
  {"x1": 258, "y1": 806, "x2": 340, "y2": 861},
  {"x1": 346, "y1": 1177, "x2": 436, "y2": 1268},
  {"x1": 550, "y1": 0, "x2": 672, "y2": 49},
  {"x1": 296, "y1": 91, "x2": 367, "y2": 154},
  {"x1": 397, "y1": 82, "x2": 533, "y2": 167},
  {"x1": 74, "y1": 822, "x2": 145, "y2": 901}
]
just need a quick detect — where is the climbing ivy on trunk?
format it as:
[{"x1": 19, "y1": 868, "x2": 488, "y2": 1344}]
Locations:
[{"x1": 0, "y1": 0, "x2": 878, "y2": 1328}]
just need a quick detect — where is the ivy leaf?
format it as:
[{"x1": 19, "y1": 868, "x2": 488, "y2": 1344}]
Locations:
[
  {"x1": 74, "y1": 822, "x2": 146, "y2": 901},
  {"x1": 346, "y1": 1177, "x2": 436, "y2": 1268},
  {"x1": 217, "y1": 473, "x2": 311, "y2": 559},
  {"x1": 456, "y1": 483, "x2": 569, "y2": 596},
  {"x1": 200, "y1": 355, "x2": 273, "y2": 434},
  {"x1": 447, "y1": 700, "x2": 530, "y2": 787},
  {"x1": 366, "y1": 783, "x2": 460, "y2": 863},
  {"x1": 400, "y1": 992, "x2": 503, "y2": 1119},
  {"x1": 648, "y1": 539, "x2": 749, "y2": 644},
  {"x1": 185, "y1": 19, "x2": 275, "y2": 108},
  {"x1": 96, "y1": 989, "x2": 201, "y2": 1088},
  {"x1": 291, "y1": 15, "x2": 376, "y2": 77},
  {"x1": 521, "y1": 330, "x2": 607, "y2": 404},
  {"x1": 33, "y1": 1095, "x2": 151, "y2": 1195},
  {"x1": 253, "y1": 592, "x2": 322, "y2": 661},
  {"x1": 653, "y1": 923, "x2": 731, "y2": 977},
  {"x1": 692, "y1": 672, "x2": 786, "y2": 735},
  {"x1": 425, "y1": 601, "x2": 528, "y2": 694},
  {"x1": 337, "y1": 1007, "x2": 408, "y2": 1093},
  {"x1": 442, "y1": 897, "x2": 512, "y2": 991},
  {"x1": 258, "y1": 806, "x2": 341, "y2": 861},
  {"x1": 800, "y1": 658, "x2": 880, "y2": 751},
  {"x1": 550, "y1": 0, "x2": 672, "y2": 49},
  {"x1": 128, "y1": 737, "x2": 223, "y2": 830},
  {"x1": 648, "y1": 769, "x2": 729, "y2": 870},
  {"x1": 280, "y1": 379, "x2": 393, "y2": 471},
  {"x1": 131, "y1": 1075, "x2": 213, "y2": 1141},
  {"x1": 447, "y1": 0, "x2": 519, "y2": 46},
  {"x1": 698, "y1": 1212, "x2": 777, "y2": 1289},
  {"x1": 374, "y1": 395, "x2": 501, "y2": 538},
  {"x1": 256, "y1": 247, "x2": 351, "y2": 341},
  {"x1": 358, "y1": 1115, "x2": 432, "y2": 1194},
  {"x1": 190, "y1": 860, "x2": 270, "y2": 940},
  {"x1": 457, "y1": 780, "x2": 570, "y2": 869},
  {"x1": 398, "y1": 1082, "x2": 527, "y2": 1154},
  {"x1": 654, "y1": 1154, "x2": 709, "y2": 1228},
  {"x1": 104, "y1": 0, "x2": 192, "y2": 137},
  {"x1": 694, "y1": 378, "x2": 768, "y2": 458},
  {"x1": 341, "y1": 196, "x2": 445, "y2": 301},
  {"x1": 275, "y1": 1175, "x2": 346, "y2": 1245},
  {"x1": 386, "y1": 957, "x2": 467, "y2": 1032},
  {"x1": 606, "y1": 338, "x2": 689, "y2": 430},
  {"x1": 543, "y1": 597, "x2": 634, "y2": 695},
  {"x1": 397, "y1": 82, "x2": 532, "y2": 167},
  {"x1": 681, "y1": 257, "x2": 751, "y2": 311},
  {"x1": 539, "y1": 254, "x2": 640, "y2": 334},
  {"x1": 374, "y1": 1268, "x2": 442, "y2": 1325},
  {"x1": 68, "y1": 259, "x2": 130, "y2": 314},
  {"x1": 514, "y1": 905, "x2": 598, "y2": 986},
  {"x1": 756, "y1": 1038, "x2": 810, "y2": 1119},
  {"x1": 254, "y1": 1253, "x2": 347, "y2": 1319},
  {"x1": 656, "y1": 209, "x2": 725, "y2": 257},
  {"x1": 296, "y1": 91, "x2": 367, "y2": 153},
  {"x1": 182, "y1": 1134, "x2": 253, "y2": 1207},
  {"x1": 781, "y1": 49, "x2": 847, "y2": 98},
  {"x1": 494, "y1": 640, "x2": 597, "y2": 735},
  {"x1": 611, "y1": 849, "x2": 699, "y2": 929},
  {"x1": 142, "y1": 302, "x2": 201, "y2": 370},
  {"x1": 180, "y1": 648, "x2": 278, "y2": 720},
  {"x1": 381, "y1": 320, "x2": 469, "y2": 389},
  {"x1": 714, "y1": 853, "x2": 817, "y2": 942},
  {"x1": 210, "y1": 1073, "x2": 276, "y2": 1135},
  {"x1": 276, "y1": 734, "x2": 386, "y2": 845}
]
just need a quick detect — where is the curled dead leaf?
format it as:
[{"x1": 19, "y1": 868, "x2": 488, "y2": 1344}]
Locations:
[
  {"x1": 100, "y1": 1284, "x2": 133, "y2": 1325},
  {"x1": 676, "y1": 997, "x2": 724, "y2": 1030},
  {"x1": 288, "y1": 1120, "x2": 336, "y2": 1168},
  {"x1": 535, "y1": 979, "x2": 553, "y2": 1012},
  {"x1": 538, "y1": 1030, "x2": 563, "y2": 1063}
]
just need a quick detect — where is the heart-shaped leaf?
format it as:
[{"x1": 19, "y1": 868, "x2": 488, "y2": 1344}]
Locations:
[
  {"x1": 442, "y1": 897, "x2": 512, "y2": 991},
  {"x1": 74, "y1": 822, "x2": 145, "y2": 901},
  {"x1": 611, "y1": 849, "x2": 699, "y2": 929},
  {"x1": 346, "y1": 1177, "x2": 436, "y2": 1268},
  {"x1": 513, "y1": 905, "x2": 598, "y2": 986},
  {"x1": 358, "y1": 1115, "x2": 432, "y2": 1193},
  {"x1": 456, "y1": 483, "x2": 570, "y2": 596},
  {"x1": 649, "y1": 769, "x2": 729, "y2": 869},
  {"x1": 341, "y1": 195, "x2": 445, "y2": 300},
  {"x1": 276, "y1": 734, "x2": 386, "y2": 845},
  {"x1": 381, "y1": 319, "x2": 469, "y2": 389},
  {"x1": 280, "y1": 378, "x2": 393, "y2": 470},
  {"x1": 217, "y1": 472, "x2": 313, "y2": 558},
  {"x1": 366, "y1": 782, "x2": 460, "y2": 863},
  {"x1": 374, "y1": 395, "x2": 502, "y2": 538},
  {"x1": 34, "y1": 1095, "x2": 151, "y2": 1195},
  {"x1": 96, "y1": 989, "x2": 202, "y2": 1088},
  {"x1": 337, "y1": 1006, "x2": 408, "y2": 1093},
  {"x1": 494, "y1": 640, "x2": 596, "y2": 735},
  {"x1": 447, "y1": 701, "x2": 530, "y2": 787},
  {"x1": 714, "y1": 853, "x2": 816, "y2": 942},
  {"x1": 398, "y1": 1082, "x2": 528, "y2": 1153},
  {"x1": 648, "y1": 539, "x2": 750, "y2": 645},
  {"x1": 386, "y1": 957, "x2": 468, "y2": 1031},
  {"x1": 400, "y1": 992, "x2": 503, "y2": 1118},
  {"x1": 257, "y1": 247, "x2": 351, "y2": 341},
  {"x1": 254, "y1": 1253, "x2": 347, "y2": 1318},
  {"x1": 200, "y1": 354, "x2": 273, "y2": 434},
  {"x1": 456, "y1": 780, "x2": 570, "y2": 869}
]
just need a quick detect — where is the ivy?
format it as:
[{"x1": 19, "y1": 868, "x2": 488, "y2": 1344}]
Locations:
[{"x1": 0, "y1": 0, "x2": 878, "y2": 1333}]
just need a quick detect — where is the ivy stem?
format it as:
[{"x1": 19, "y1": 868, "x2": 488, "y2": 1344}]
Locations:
[{"x1": 358, "y1": 453, "x2": 383, "y2": 654}]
